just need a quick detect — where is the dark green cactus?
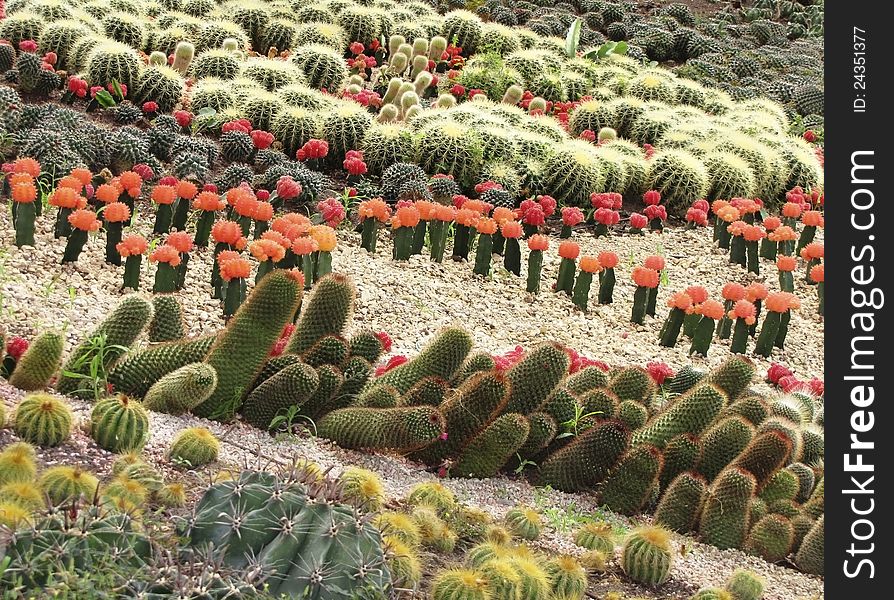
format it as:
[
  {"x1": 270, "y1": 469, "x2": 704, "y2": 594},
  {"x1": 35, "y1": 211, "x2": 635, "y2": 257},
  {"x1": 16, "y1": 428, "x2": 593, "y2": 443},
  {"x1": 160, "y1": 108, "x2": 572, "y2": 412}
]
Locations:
[
  {"x1": 744, "y1": 514, "x2": 794, "y2": 562},
  {"x1": 369, "y1": 327, "x2": 473, "y2": 395},
  {"x1": 786, "y1": 462, "x2": 816, "y2": 503},
  {"x1": 793, "y1": 514, "x2": 823, "y2": 575},
  {"x1": 89, "y1": 394, "x2": 150, "y2": 453},
  {"x1": 565, "y1": 365, "x2": 610, "y2": 395},
  {"x1": 732, "y1": 430, "x2": 793, "y2": 489},
  {"x1": 504, "y1": 506, "x2": 542, "y2": 540},
  {"x1": 108, "y1": 335, "x2": 216, "y2": 398},
  {"x1": 301, "y1": 334, "x2": 350, "y2": 368},
  {"x1": 654, "y1": 471, "x2": 707, "y2": 533},
  {"x1": 545, "y1": 555, "x2": 588, "y2": 600},
  {"x1": 699, "y1": 466, "x2": 756, "y2": 550},
  {"x1": 722, "y1": 395, "x2": 770, "y2": 426},
  {"x1": 705, "y1": 355, "x2": 755, "y2": 402},
  {"x1": 659, "y1": 433, "x2": 702, "y2": 489},
  {"x1": 618, "y1": 400, "x2": 649, "y2": 430},
  {"x1": 580, "y1": 388, "x2": 620, "y2": 419},
  {"x1": 194, "y1": 270, "x2": 304, "y2": 420},
  {"x1": 633, "y1": 384, "x2": 727, "y2": 449},
  {"x1": 724, "y1": 568, "x2": 765, "y2": 600},
  {"x1": 698, "y1": 416, "x2": 755, "y2": 482},
  {"x1": 517, "y1": 412, "x2": 557, "y2": 457},
  {"x1": 354, "y1": 384, "x2": 401, "y2": 408},
  {"x1": 759, "y1": 468, "x2": 800, "y2": 504},
  {"x1": 181, "y1": 469, "x2": 392, "y2": 596},
  {"x1": 348, "y1": 329, "x2": 386, "y2": 365},
  {"x1": 8, "y1": 331, "x2": 64, "y2": 391},
  {"x1": 609, "y1": 366, "x2": 657, "y2": 406},
  {"x1": 503, "y1": 343, "x2": 570, "y2": 415},
  {"x1": 403, "y1": 376, "x2": 449, "y2": 407},
  {"x1": 249, "y1": 353, "x2": 301, "y2": 393},
  {"x1": 451, "y1": 352, "x2": 496, "y2": 386},
  {"x1": 317, "y1": 406, "x2": 445, "y2": 451},
  {"x1": 168, "y1": 427, "x2": 219, "y2": 467},
  {"x1": 287, "y1": 273, "x2": 354, "y2": 355},
  {"x1": 299, "y1": 364, "x2": 346, "y2": 420},
  {"x1": 537, "y1": 419, "x2": 630, "y2": 492},
  {"x1": 143, "y1": 362, "x2": 218, "y2": 415},
  {"x1": 12, "y1": 393, "x2": 73, "y2": 447},
  {"x1": 452, "y1": 413, "x2": 530, "y2": 478},
  {"x1": 241, "y1": 361, "x2": 320, "y2": 430},
  {"x1": 666, "y1": 365, "x2": 705, "y2": 395},
  {"x1": 540, "y1": 387, "x2": 580, "y2": 426},
  {"x1": 600, "y1": 445, "x2": 664, "y2": 515},
  {"x1": 57, "y1": 294, "x2": 154, "y2": 397},
  {"x1": 148, "y1": 294, "x2": 184, "y2": 342}
]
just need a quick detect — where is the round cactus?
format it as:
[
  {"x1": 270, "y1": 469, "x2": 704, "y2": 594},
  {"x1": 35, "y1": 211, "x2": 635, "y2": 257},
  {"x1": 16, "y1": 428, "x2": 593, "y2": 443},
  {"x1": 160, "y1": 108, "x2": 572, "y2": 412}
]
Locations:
[
  {"x1": 545, "y1": 555, "x2": 588, "y2": 600},
  {"x1": 415, "y1": 120, "x2": 485, "y2": 190},
  {"x1": 704, "y1": 151, "x2": 756, "y2": 201},
  {"x1": 339, "y1": 466, "x2": 385, "y2": 511},
  {"x1": 86, "y1": 40, "x2": 142, "y2": 88},
  {"x1": 322, "y1": 101, "x2": 372, "y2": 160},
  {"x1": 412, "y1": 505, "x2": 458, "y2": 553},
  {"x1": 0, "y1": 443, "x2": 38, "y2": 486},
  {"x1": 290, "y1": 44, "x2": 348, "y2": 92},
  {"x1": 504, "y1": 506, "x2": 542, "y2": 540},
  {"x1": 743, "y1": 513, "x2": 794, "y2": 563},
  {"x1": 119, "y1": 462, "x2": 163, "y2": 493},
  {"x1": 442, "y1": 10, "x2": 483, "y2": 54},
  {"x1": 542, "y1": 139, "x2": 607, "y2": 207},
  {"x1": 647, "y1": 149, "x2": 710, "y2": 215},
  {"x1": 102, "y1": 475, "x2": 149, "y2": 508},
  {"x1": 143, "y1": 362, "x2": 218, "y2": 416},
  {"x1": 0, "y1": 502, "x2": 30, "y2": 528},
  {"x1": 132, "y1": 65, "x2": 185, "y2": 113},
  {"x1": 384, "y1": 535, "x2": 422, "y2": 586},
  {"x1": 432, "y1": 568, "x2": 490, "y2": 600},
  {"x1": 191, "y1": 49, "x2": 241, "y2": 80},
  {"x1": 8, "y1": 331, "x2": 64, "y2": 392},
  {"x1": 89, "y1": 394, "x2": 150, "y2": 453},
  {"x1": 13, "y1": 393, "x2": 73, "y2": 447},
  {"x1": 39, "y1": 466, "x2": 99, "y2": 505},
  {"x1": 573, "y1": 521, "x2": 616, "y2": 553},
  {"x1": 0, "y1": 481, "x2": 44, "y2": 511},
  {"x1": 621, "y1": 526, "x2": 674, "y2": 587},
  {"x1": 724, "y1": 568, "x2": 765, "y2": 600},
  {"x1": 406, "y1": 481, "x2": 456, "y2": 515},
  {"x1": 375, "y1": 511, "x2": 423, "y2": 547},
  {"x1": 156, "y1": 481, "x2": 188, "y2": 508},
  {"x1": 168, "y1": 427, "x2": 219, "y2": 467}
]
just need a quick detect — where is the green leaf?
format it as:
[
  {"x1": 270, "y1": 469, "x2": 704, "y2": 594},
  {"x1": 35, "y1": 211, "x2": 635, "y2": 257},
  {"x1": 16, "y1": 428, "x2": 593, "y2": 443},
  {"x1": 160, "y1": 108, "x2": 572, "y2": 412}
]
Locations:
[
  {"x1": 95, "y1": 90, "x2": 116, "y2": 108},
  {"x1": 614, "y1": 41, "x2": 629, "y2": 55},
  {"x1": 197, "y1": 106, "x2": 217, "y2": 117},
  {"x1": 565, "y1": 18, "x2": 582, "y2": 58},
  {"x1": 111, "y1": 79, "x2": 125, "y2": 101}
]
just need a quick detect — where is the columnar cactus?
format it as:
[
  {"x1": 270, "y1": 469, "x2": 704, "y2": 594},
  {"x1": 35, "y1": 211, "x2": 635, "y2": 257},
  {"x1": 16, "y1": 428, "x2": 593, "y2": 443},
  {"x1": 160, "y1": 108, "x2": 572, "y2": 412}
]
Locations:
[
  {"x1": 13, "y1": 393, "x2": 73, "y2": 447},
  {"x1": 370, "y1": 327, "x2": 473, "y2": 395},
  {"x1": 632, "y1": 384, "x2": 727, "y2": 449},
  {"x1": 143, "y1": 362, "x2": 218, "y2": 416},
  {"x1": 452, "y1": 413, "x2": 530, "y2": 478},
  {"x1": 317, "y1": 405, "x2": 445, "y2": 451},
  {"x1": 241, "y1": 361, "x2": 319, "y2": 429},
  {"x1": 620, "y1": 526, "x2": 674, "y2": 586},
  {"x1": 537, "y1": 419, "x2": 630, "y2": 492},
  {"x1": 600, "y1": 444, "x2": 664, "y2": 515},
  {"x1": 504, "y1": 342, "x2": 569, "y2": 415},
  {"x1": 108, "y1": 335, "x2": 216, "y2": 398},
  {"x1": 89, "y1": 394, "x2": 150, "y2": 453},
  {"x1": 654, "y1": 471, "x2": 707, "y2": 533},
  {"x1": 287, "y1": 273, "x2": 354, "y2": 355},
  {"x1": 744, "y1": 514, "x2": 794, "y2": 562},
  {"x1": 8, "y1": 331, "x2": 64, "y2": 391},
  {"x1": 699, "y1": 466, "x2": 756, "y2": 550}
]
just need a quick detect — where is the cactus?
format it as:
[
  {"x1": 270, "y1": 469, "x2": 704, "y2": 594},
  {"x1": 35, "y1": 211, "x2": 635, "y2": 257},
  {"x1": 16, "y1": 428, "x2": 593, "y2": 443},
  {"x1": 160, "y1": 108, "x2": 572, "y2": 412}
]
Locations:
[
  {"x1": 723, "y1": 395, "x2": 770, "y2": 426},
  {"x1": 13, "y1": 393, "x2": 73, "y2": 447},
  {"x1": 8, "y1": 331, "x2": 63, "y2": 391},
  {"x1": 453, "y1": 413, "x2": 530, "y2": 478},
  {"x1": 57, "y1": 294, "x2": 153, "y2": 397},
  {"x1": 143, "y1": 362, "x2": 218, "y2": 416},
  {"x1": 299, "y1": 364, "x2": 346, "y2": 419},
  {"x1": 191, "y1": 49, "x2": 241, "y2": 80},
  {"x1": 666, "y1": 365, "x2": 705, "y2": 395},
  {"x1": 132, "y1": 65, "x2": 185, "y2": 113},
  {"x1": 39, "y1": 466, "x2": 100, "y2": 505},
  {"x1": 194, "y1": 270, "x2": 304, "y2": 420},
  {"x1": 655, "y1": 471, "x2": 707, "y2": 533},
  {"x1": 620, "y1": 526, "x2": 674, "y2": 586},
  {"x1": 383, "y1": 536, "x2": 422, "y2": 586},
  {"x1": 705, "y1": 152, "x2": 756, "y2": 200},
  {"x1": 689, "y1": 589, "x2": 733, "y2": 600},
  {"x1": 618, "y1": 400, "x2": 649, "y2": 431},
  {"x1": 545, "y1": 555, "x2": 588, "y2": 600},
  {"x1": 633, "y1": 384, "x2": 727, "y2": 449},
  {"x1": 573, "y1": 521, "x2": 616, "y2": 553},
  {"x1": 609, "y1": 366, "x2": 657, "y2": 406},
  {"x1": 168, "y1": 427, "x2": 219, "y2": 467},
  {"x1": 518, "y1": 411, "x2": 557, "y2": 457},
  {"x1": 108, "y1": 335, "x2": 216, "y2": 398},
  {"x1": 600, "y1": 445, "x2": 664, "y2": 515},
  {"x1": 148, "y1": 295, "x2": 184, "y2": 343},
  {"x1": 542, "y1": 140, "x2": 606, "y2": 207},
  {"x1": 287, "y1": 273, "x2": 353, "y2": 355},
  {"x1": 724, "y1": 568, "x2": 765, "y2": 600},
  {"x1": 541, "y1": 387, "x2": 580, "y2": 426},
  {"x1": 86, "y1": 40, "x2": 142, "y2": 88},
  {"x1": 452, "y1": 352, "x2": 497, "y2": 386},
  {"x1": 565, "y1": 366, "x2": 609, "y2": 395},
  {"x1": 339, "y1": 467, "x2": 385, "y2": 511},
  {"x1": 732, "y1": 430, "x2": 793, "y2": 489},
  {"x1": 406, "y1": 481, "x2": 456, "y2": 515},
  {"x1": 182, "y1": 469, "x2": 391, "y2": 596},
  {"x1": 699, "y1": 416, "x2": 755, "y2": 482},
  {"x1": 793, "y1": 514, "x2": 823, "y2": 575},
  {"x1": 660, "y1": 433, "x2": 701, "y2": 489},
  {"x1": 354, "y1": 384, "x2": 400, "y2": 408},
  {"x1": 647, "y1": 149, "x2": 710, "y2": 215},
  {"x1": 432, "y1": 568, "x2": 489, "y2": 600},
  {"x1": 412, "y1": 505, "x2": 458, "y2": 552},
  {"x1": 0, "y1": 443, "x2": 37, "y2": 486},
  {"x1": 0, "y1": 481, "x2": 44, "y2": 511},
  {"x1": 302, "y1": 335, "x2": 350, "y2": 369},
  {"x1": 759, "y1": 469, "x2": 800, "y2": 504},
  {"x1": 504, "y1": 506, "x2": 541, "y2": 540},
  {"x1": 699, "y1": 466, "x2": 756, "y2": 549},
  {"x1": 119, "y1": 462, "x2": 163, "y2": 493},
  {"x1": 102, "y1": 475, "x2": 149, "y2": 508},
  {"x1": 370, "y1": 327, "x2": 473, "y2": 395},
  {"x1": 241, "y1": 361, "x2": 319, "y2": 429},
  {"x1": 157, "y1": 482, "x2": 188, "y2": 508},
  {"x1": 580, "y1": 388, "x2": 620, "y2": 420},
  {"x1": 416, "y1": 121, "x2": 485, "y2": 190},
  {"x1": 537, "y1": 419, "x2": 629, "y2": 492},
  {"x1": 375, "y1": 511, "x2": 423, "y2": 547},
  {"x1": 786, "y1": 462, "x2": 816, "y2": 503},
  {"x1": 290, "y1": 44, "x2": 349, "y2": 91},
  {"x1": 322, "y1": 101, "x2": 372, "y2": 161},
  {"x1": 744, "y1": 514, "x2": 794, "y2": 562},
  {"x1": 89, "y1": 394, "x2": 150, "y2": 453},
  {"x1": 503, "y1": 342, "x2": 569, "y2": 415},
  {"x1": 706, "y1": 355, "x2": 755, "y2": 402},
  {"x1": 317, "y1": 405, "x2": 445, "y2": 451},
  {"x1": 404, "y1": 376, "x2": 449, "y2": 407}
]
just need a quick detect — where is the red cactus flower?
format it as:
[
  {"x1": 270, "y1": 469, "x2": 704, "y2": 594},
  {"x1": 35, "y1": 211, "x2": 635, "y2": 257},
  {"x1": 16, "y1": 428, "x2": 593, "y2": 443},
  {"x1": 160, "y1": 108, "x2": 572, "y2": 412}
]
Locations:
[
  {"x1": 251, "y1": 130, "x2": 274, "y2": 150},
  {"x1": 316, "y1": 198, "x2": 346, "y2": 228},
  {"x1": 803, "y1": 130, "x2": 816, "y2": 142},
  {"x1": 350, "y1": 42, "x2": 364, "y2": 55},
  {"x1": 375, "y1": 355, "x2": 408, "y2": 376},
  {"x1": 536, "y1": 195, "x2": 556, "y2": 216},
  {"x1": 643, "y1": 204, "x2": 667, "y2": 222},
  {"x1": 692, "y1": 199, "x2": 709, "y2": 213},
  {"x1": 19, "y1": 40, "x2": 37, "y2": 53},
  {"x1": 647, "y1": 361, "x2": 674, "y2": 386},
  {"x1": 685, "y1": 208, "x2": 708, "y2": 226},
  {"x1": 375, "y1": 331, "x2": 393, "y2": 353},
  {"x1": 766, "y1": 362, "x2": 794, "y2": 385}
]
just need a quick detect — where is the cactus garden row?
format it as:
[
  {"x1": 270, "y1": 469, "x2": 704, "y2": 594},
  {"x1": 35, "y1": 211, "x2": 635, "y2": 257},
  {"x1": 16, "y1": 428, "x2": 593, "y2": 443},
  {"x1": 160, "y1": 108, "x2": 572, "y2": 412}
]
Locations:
[{"x1": 0, "y1": 0, "x2": 823, "y2": 598}]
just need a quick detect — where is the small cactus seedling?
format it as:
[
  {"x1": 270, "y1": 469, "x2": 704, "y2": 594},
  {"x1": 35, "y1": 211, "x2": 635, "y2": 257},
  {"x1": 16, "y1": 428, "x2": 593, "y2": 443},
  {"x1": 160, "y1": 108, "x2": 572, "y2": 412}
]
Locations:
[{"x1": 338, "y1": 467, "x2": 385, "y2": 511}]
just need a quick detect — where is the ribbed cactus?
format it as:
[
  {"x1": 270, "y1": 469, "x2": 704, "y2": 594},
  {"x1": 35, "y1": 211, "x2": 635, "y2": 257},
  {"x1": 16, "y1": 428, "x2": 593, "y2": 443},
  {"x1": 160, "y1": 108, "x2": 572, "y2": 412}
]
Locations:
[
  {"x1": 57, "y1": 294, "x2": 153, "y2": 397},
  {"x1": 698, "y1": 416, "x2": 755, "y2": 482},
  {"x1": 0, "y1": 480, "x2": 44, "y2": 511},
  {"x1": 148, "y1": 295, "x2": 185, "y2": 342},
  {"x1": 194, "y1": 270, "x2": 304, "y2": 420},
  {"x1": 432, "y1": 568, "x2": 490, "y2": 600},
  {"x1": 13, "y1": 393, "x2": 73, "y2": 447},
  {"x1": 317, "y1": 405, "x2": 445, "y2": 451},
  {"x1": 633, "y1": 384, "x2": 727, "y2": 449},
  {"x1": 181, "y1": 469, "x2": 392, "y2": 596},
  {"x1": 609, "y1": 366, "x2": 657, "y2": 406},
  {"x1": 86, "y1": 41, "x2": 142, "y2": 87},
  {"x1": 705, "y1": 355, "x2": 755, "y2": 402},
  {"x1": 545, "y1": 555, "x2": 588, "y2": 600},
  {"x1": 241, "y1": 361, "x2": 319, "y2": 429},
  {"x1": 452, "y1": 413, "x2": 530, "y2": 478},
  {"x1": 573, "y1": 520, "x2": 616, "y2": 553},
  {"x1": 723, "y1": 395, "x2": 770, "y2": 426},
  {"x1": 339, "y1": 467, "x2": 386, "y2": 511},
  {"x1": 600, "y1": 445, "x2": 664, "y2": 515},
  {"x1": 8, "y1": 331, "x2": 64, "y2": 391},
  {"x1": 503, "y1": 342, "x2": 569, "y2": 415},
  {"x1": 119, "y1": 462, "x2": 163, "y2": 493},
  {"x1": 666, "y1": 365, "x2": 705, "y2": 395},
  {"x1": 744, "y1": 514, "x2": 794, "y2": 562},
  {"x1": 143, "y1": 362, "x2": 218, "y2": 415},
  {"x1": 376, "y1": 511, "x2": 423, "y2": 547},
  {"x1": 370, "y1": 327, "x2": 473, "y2": 395},
  {"x1": 699, "y1": 466, "x2": 756, "y2": 549},
  {"x1": 504, "y1": 506, "x2": 542, "y2": 540},
  {"x1": 654, "y1": 471, "x2": 707, "y2": 533},
  {"x1": 287, "y1": 273, "x2": 354, "y2": 355},
  {"x1": 618, "y1": 400, "x2": 649, "y2": 430},
  {"x1": 0, "y1": 443, "x2": 37, "y2": 486},
  {"x1": 108, "y1": 335, "x2": 216, "y2": 398},
  {"x1": 620, "y1": 526, "x2": 674, "y2": 586},
  {"x1": 39, "y1": 466, "x2": 100, "y2": 505},
  {"x1": 537, "y1": 419, "x2": 630, "y2": 492},
  {"x1": 412, "y1": 505, "x2": 458, "y2": 552},
  {"x1": 786, "y1": 462, "x2": 816, "y2": 503},
  {"x1": 411, "y1": 371, "x2": 508, "y2": 465},
  {"x1": 724, "y1": 568, "x2": 765, "y2": 600},
  {"x1": 89, "y1": 394, "x2": 150, "y2": 453},
  {"x1": 168, "y1": 427, "x2": 219, "y2": 467}
]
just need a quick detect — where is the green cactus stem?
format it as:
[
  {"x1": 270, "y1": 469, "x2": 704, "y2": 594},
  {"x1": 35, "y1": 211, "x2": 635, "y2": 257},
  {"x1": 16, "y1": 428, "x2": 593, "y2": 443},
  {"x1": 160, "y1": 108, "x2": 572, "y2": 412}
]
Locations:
[
  {"x1": 153, "y1": 262, "x2": 178, "y2": 293},
  {"x1": 717, "y1": 300, "x2": 735, "y2": 339},
  {"x1": 427, "y1": 220, "x2": 444, "y2": 261},
  {"x1": 572, "y1": 271, "x2": 594, "y2": 311},
  {"x1": 526, "y1": 249, "x2": 543, "y2": 293},
  {"x1": 314, "y1": 250, "x2": 333, "y2": 282},
  {"x1": 717, "y1": 221, "x2": 732, "y2": 249},
  {"x1": 689, "y1": 316, "x2": 717, "y2": 356},
  {"x1": 646, "y1": 284, "x2": 661, "y2": 317},
  {"x1": 560, "y1": 224, "x2": 572, "y2": 238},
  {"x1": 730, "y1": 234, "x2": 746, "y2": 268},
  {"x1": 54, "y1": 207, "x2": 73, "y2": 238},
  {"x1": 393, "y1": 226, "x2": 414, "y2": 261},
  {"x1": 361, "y1": 218, "x2": 379, "y2": 253},
  {"x1": 774, "y1": 311, "x2": 791, "y2": 349},
  {"x1": 8, "y1": 331, "x2": 63, "y2": 391},
  {"x1": 222, "y1": 276, "x2": 247, "y2": 319},
  {"x1": 13, "y1": 201, "x2": 36, "y2": 247},
  {"x1": 759, "y1": 237, "x2": 777, "y2": 260},
  {"x1": 473, "y1": 232, "x2": 493, "y2": 276},
  {"x1": 745, "y1": 240, "x2": 760, "y2": 274},
  {"x1": 682, "y1": 311, "x2": 700, "y2": 338},
  {"x1": 796, "y1": 225, "x2": 817, "y2": 253},
  {"x1": 730, "y1": 318, "x2": 751, "y2": 354},
  {"x1": 412, "y1": 221, "x2": 427, "y2": 255},
  {"x1": 659, "y1": 307, "x2": 686, "y2": 347},
  {"x1": 631, "y1": 286, "x2": 649, "y2": 325},
  {"x1": 504, "y1": 237, "x2": 521, "y2": 276},
  {"x1": 255, "y1": 258, "x2": 275, "y2": 283},
  {"x1": 779, "y1": 269, "x2": 794, "y2": 293},
  {"x1": 749, "y1": 300, "x2": 762, "y2": 337},
  {"x1": 452, "y1": 224, "x2": 472, "y2": 260},
  {"x1": 556, "y1": 257, "x2": 576, "y2": 296},
  {"x1": 104, "y1": 221, "x2": 123, "y2": 265},
  {"x1": 598, "y1": 267, "x2": 615, "y2": 304},
  {"x1": 754, "y1": 311, "x2": 782, "y2": 357},
  {"x1": 123, "y1": 254, "x2": 142, "y2": 290},
  {"x1": 62, "y1": 229, "x2": 88, "y2": 263},
  {"x1": 194, "y1": 211, "x2": 215, "y2": 247},
  {"x1": 816, "y1": 281, "x2": 824, "y2": 315},
  {"x1": 154, "y1": 204, "x2": 173, "y2": 234}
]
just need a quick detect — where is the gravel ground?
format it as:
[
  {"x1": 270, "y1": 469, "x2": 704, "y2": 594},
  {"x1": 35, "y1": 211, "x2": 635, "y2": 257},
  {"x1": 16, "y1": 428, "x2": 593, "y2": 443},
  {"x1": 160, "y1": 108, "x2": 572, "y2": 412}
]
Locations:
[{"x1": 0, "y1": 204, "x2": 824, "y2": 599}]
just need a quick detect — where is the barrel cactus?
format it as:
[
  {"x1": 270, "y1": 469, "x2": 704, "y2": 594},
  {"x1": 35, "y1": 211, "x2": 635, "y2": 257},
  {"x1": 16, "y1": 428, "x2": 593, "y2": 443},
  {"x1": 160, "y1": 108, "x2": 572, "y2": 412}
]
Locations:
[
  {"x1": 13, "y1": 393, "x2": 73, "y2": 447},
  {"x1": 168, "y1": 427, "x2": 219, "y2": 467},
  {"x1": 89, "y1": 394, "x2": 150, "y2": 453},
  {"x1": 620, "y1": 526, "x2": 674, "y2": 587}
]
